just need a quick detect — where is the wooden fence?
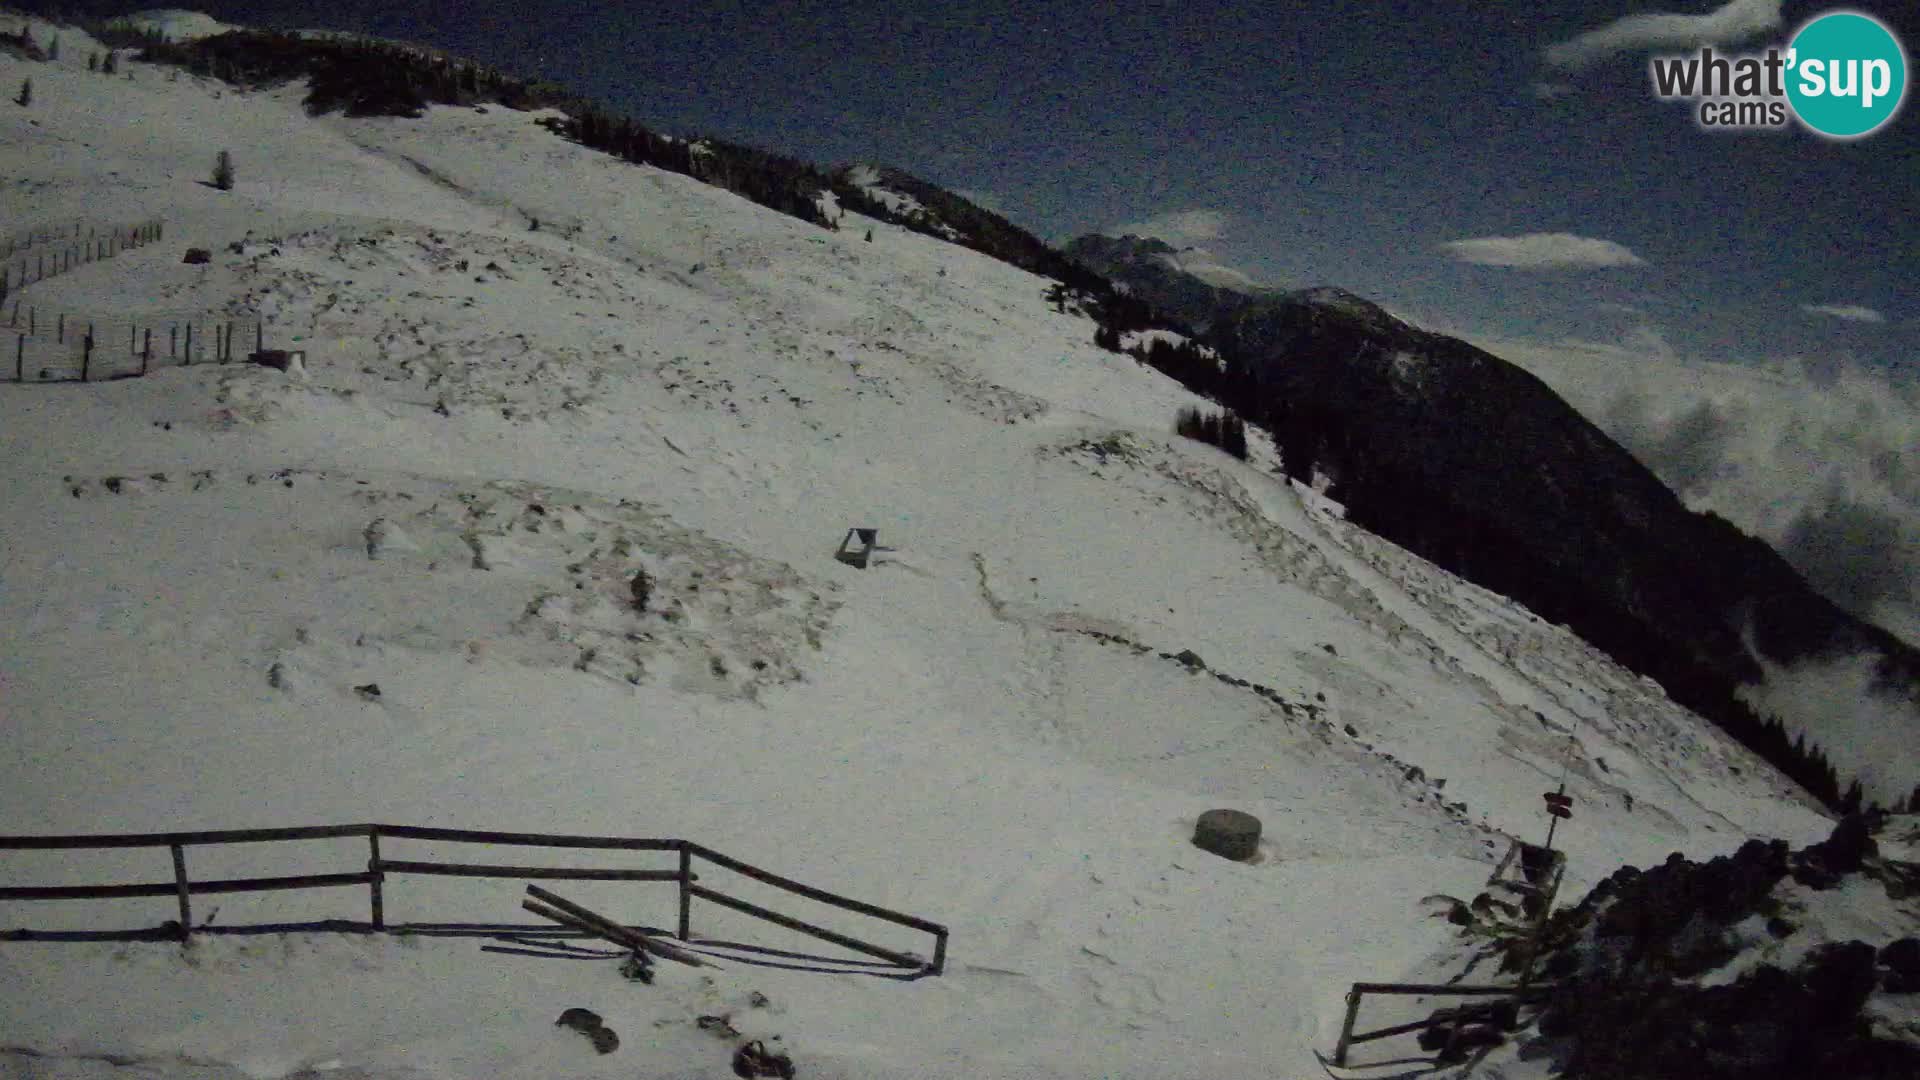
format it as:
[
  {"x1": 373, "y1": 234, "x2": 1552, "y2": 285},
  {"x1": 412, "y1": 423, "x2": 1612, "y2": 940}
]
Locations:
[
  {"x1": 0, "y1": 219, "x2": 164, "y2": 297},
  {"x1": 0, "y1": 824, "x2": 947, "y2": 977},
  {"x1": 6, "y1": 304, "x2": 267, "y2": 382},
  {"x1": 1331, "y1": 981, "x2": 1556, "y2": 1066}
]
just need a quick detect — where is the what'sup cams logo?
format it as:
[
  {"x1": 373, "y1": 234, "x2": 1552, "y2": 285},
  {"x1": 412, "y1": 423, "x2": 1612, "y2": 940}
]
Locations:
[{"x1": 1649, "y1": 9, "x2": 1907, "y2": 138}]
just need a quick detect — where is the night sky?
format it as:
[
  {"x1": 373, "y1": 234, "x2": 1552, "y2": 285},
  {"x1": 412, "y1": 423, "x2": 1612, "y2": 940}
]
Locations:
[{"x1": 62, "y1": 2, "x2": 1920, "y2": 370}]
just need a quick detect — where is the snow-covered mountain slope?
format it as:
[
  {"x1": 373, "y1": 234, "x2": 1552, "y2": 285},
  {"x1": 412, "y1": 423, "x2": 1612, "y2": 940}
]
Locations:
[{"x1": 0, "y1": 18, "x2": 1846, "y2": 1079}]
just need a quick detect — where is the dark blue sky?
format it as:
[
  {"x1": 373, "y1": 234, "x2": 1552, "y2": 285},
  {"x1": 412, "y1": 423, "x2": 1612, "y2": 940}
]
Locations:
[{"x1": 90, "y1": 2, "x2": 1920, "y2": 369}]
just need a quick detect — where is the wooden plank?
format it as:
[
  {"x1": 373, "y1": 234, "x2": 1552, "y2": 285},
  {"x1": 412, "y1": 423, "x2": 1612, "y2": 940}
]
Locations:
[
  {"x1": 688, "y1": 884, "x2": 922, "y2": 970},
  {"x1": 1350, "y1": 982, "x2": 1551, "y2": 996},
  {"x1": 367, "y1": 833, "x2": 384, "y2": 930},
  {"x1": 0, "y1": 881, "x2": 182, "y2": 900},
  {"x1": 170, "y1": 844, "x2": 192, "y2": 942},
  {"x1": 376, "y1": 825, "x2": 678, "y2": 850},
  {"x1": 0, "y1": 824, "x2": 375, "y2": 849},
  {"x1": 683, "y1": 841, "x2": 946, "y2": 935},
  {"x1": 524, "y1": 885, "x2": 708, "y2": 967},
  {"x1": 677, "y1": 843, "x2": 693, "y2": 941},
  {"x1": 380, "y1": 859, "x2": 686, "y2": 882},
  {"x1": 189, "y1": 872, "x2": 373, "y2": 895},
  {"x1": 1, "y1": 872, "x2": 370, "y2": 900}
]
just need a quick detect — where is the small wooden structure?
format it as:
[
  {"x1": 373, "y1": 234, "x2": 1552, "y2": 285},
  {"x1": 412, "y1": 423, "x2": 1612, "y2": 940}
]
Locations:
[{"x1": 834, "y1": 527, "x2": 880, "y2": 569}]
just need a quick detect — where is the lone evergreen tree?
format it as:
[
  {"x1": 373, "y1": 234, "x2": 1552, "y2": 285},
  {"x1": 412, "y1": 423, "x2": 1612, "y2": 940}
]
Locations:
[
  {"x1": 102, "y1": 51, "x2": 118, "y2": 76},
  {"x1": 88, "y1": 53, "x2": 98, "y2": 72},
  {"x1": 47, "y1": 35, "x2": 58, "y2": 61},
  {"x1": 15, "y1": 78, "x2": 29, "y2": 107},
  {"x1": 213, "y1": 150, "x2": 234, "y2": 191}
]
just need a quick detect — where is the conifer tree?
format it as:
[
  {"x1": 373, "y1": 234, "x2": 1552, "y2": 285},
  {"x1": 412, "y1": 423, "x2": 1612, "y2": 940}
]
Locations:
[
  {"x1": 15, "y1": 78, "x2": 29, "y2": 107},
  {"x1": 213, "y1": 149, "x2": 234, "y2": 191}
]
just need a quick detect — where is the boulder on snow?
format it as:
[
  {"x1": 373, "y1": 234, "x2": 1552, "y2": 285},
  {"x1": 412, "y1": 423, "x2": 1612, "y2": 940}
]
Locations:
[
  {"x1": 182, "y1": 248, "x2": 211, "y2": 264},
  {"x1": 1193, "y1": 808, "x2": 1261, "y2": 862},
  {"x1": 1881, "y1": 937, "x2": 1920, "y2": 992}
]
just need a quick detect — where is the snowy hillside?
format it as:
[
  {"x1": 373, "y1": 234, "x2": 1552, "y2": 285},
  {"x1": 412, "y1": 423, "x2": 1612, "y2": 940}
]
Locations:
[{"x1": 0, "y1": 15, "x2": 1858, "y2": 1079}]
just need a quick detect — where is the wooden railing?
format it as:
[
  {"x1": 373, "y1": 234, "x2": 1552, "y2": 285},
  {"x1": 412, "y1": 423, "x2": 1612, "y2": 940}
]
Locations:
[
  {"x1": 1331, "y1": 981, "x2": 1556, "y2": 1066},
  {"x1": 0, "y1": 824, "x2": 947, "y2": 976}
]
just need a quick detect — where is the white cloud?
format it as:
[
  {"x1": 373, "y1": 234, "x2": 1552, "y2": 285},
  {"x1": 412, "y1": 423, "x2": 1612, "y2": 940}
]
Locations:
[
  {"x1": 1544, "y1": 0, "x2": 1783, "y2": 72},
  {"x1": 1107, "y1": 208, "x2": 1260, "y2": 288},
  {"x1": 1112, "y1": 208, "x2": 1229, "y2": 246},
  {"x1": 1156, "y1": 251, "x2": 1258, "y2": 289},
  {"x1": 1801, "y1": 303, "x2": 1887, "y2": 324},
  {"x1": 1469, "y1": 328, "x2": 1920, "y2": 652},
  {"x1": 1440, "y1": 233, "x2": 1650, "y2": 269}
]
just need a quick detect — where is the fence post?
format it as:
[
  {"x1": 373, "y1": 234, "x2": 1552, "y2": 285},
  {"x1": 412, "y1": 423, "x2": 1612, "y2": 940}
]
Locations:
[
  {"x1": 1333, "y1": 986, "x2": 1364, "y2": 1066},
  {"x1": 81, "y1": 328, "x2": 93, "y2": 382},
  {"x1": 170, "y1": 844, "x2": 193, "y2": 944},
  {"x1": 14, "y1": 334, "x2": 22, "y2": 382},
  {"x1": 130, "y1": 324, "x2": 137, "y2": 356},
  {"x1": 678, "y1": 841, "x2": 692, "y2": 940},
  {"x1": 142, "y1": 328, "x2": 151, "y2": 375},
  {"x1": 57, "y1": 313, "x2": 63, "y2": 344},
  {"x1": 184, "y1": 323, "x2": 192, "y2": 364},
  {"x1": 368, "y1": 831, "x2": 385, "y2": 930},
  {"x1": 224, "y1": 323, "x2": 234, "y2": 363},
  {"x1": 170, "y1": 325, "x2": 177, "y2": 359}
]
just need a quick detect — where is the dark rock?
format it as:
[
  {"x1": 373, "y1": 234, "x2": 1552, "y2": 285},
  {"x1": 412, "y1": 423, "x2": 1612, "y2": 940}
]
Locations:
[
  {"x1": 1172, "y1": 649, "x2": 1205, "y2": 669},
  {"x1": 352, "y1": 683, "x2": 381, "y2": 701},
  {"x1": 555, "y1": 1007, "x2": 602, "y2": 1032},
  {"x1": 182, "y1": 248, "x2": 211, "y2": 264},
  {"x1": 1192, "y1": 808, "x2": 1260, "y2": 861},
  {"x1": 1880, "y1": 937, "x2": 1920, "y2": 992}
]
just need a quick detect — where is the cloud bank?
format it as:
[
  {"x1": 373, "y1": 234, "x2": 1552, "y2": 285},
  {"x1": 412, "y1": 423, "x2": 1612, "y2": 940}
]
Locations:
[
  {"x1": 1440, "y1": 233, "x2": 1649, "y2": 269},
  {"x1": 1114, "y1": 208, "x2": 1228, "y2": 246},
  {"x1": 1109, "y1": 208, "x2": 1259, "y2": 288},
  {"x1": 1544, "y1": 0, "x2": 1784, "y2": 72},
  {"x1": 1802, "y1": 303, "x2": 1888, "y2": 324}
]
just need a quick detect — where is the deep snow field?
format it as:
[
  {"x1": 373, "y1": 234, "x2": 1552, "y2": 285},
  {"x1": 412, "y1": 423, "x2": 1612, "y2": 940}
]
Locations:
[{"x1": 0, "y1": 15, "x2": 1849, "y2": 1079}]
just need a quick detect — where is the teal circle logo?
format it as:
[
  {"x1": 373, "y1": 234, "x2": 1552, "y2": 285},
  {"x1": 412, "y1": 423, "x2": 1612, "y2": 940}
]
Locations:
[{"x1": 1786, "y1": 11, "x2": 1907, "y2": 138}]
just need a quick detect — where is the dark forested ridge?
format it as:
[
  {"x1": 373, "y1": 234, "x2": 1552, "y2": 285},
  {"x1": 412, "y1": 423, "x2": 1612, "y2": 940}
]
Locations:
[{"x1": 1071, "y1": 235, "x2": 1920, "y2": 814}]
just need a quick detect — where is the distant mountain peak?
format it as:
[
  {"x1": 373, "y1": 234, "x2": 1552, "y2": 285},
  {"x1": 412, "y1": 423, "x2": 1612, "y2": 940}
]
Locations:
[{"x1": 1283, "y1": 286, "x2": 1410, "y2": 336}]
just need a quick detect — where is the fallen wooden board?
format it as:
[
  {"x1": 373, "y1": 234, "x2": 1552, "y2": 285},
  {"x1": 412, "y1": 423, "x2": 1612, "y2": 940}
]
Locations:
[{"x1": 523, "y1": 885, "x2": 711, "y2": 968}]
